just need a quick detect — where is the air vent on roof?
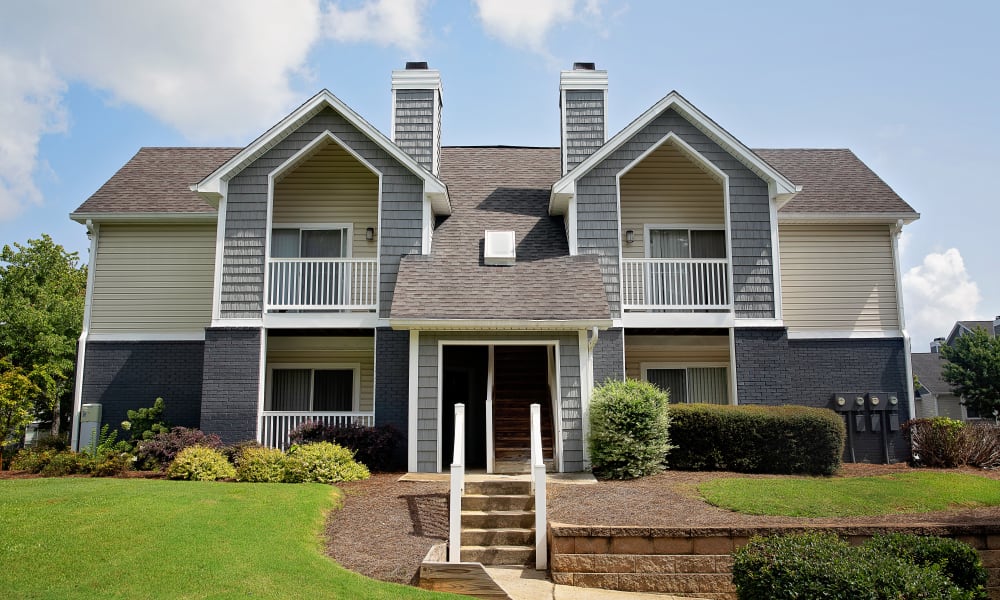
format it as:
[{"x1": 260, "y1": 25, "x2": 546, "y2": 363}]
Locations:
[
  {"x1": 573, "y1": 62, "x2": 596, "y2": 70},
  {"x1": 405, "y1": 61, "x2": 428, "y2": 70},
  {"x1": 484, "y1": 230, "x2": 515, "y2": 266}
]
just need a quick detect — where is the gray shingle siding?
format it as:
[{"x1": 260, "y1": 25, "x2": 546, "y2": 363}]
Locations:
[
  {"x1": 593, "y1": 327, "x2": 624, "y2": 385},
  {"x1": 374, "y1": 327, "x2": 409, "y2": 469},
  {"x1": 564, "y1": 90, "x2": 605, "y2": 172},
  {"x1": 81, "y1": 340, "x2": 204, "y2": 433},
  {"x1": 415, "y1": 331, "x2": 584, "y2": 472},
  {"x1": 199, "y1": 327, "x2": 261, "y2": 443},
  {"x1": 394, "y1": 89, "x2": 435, "y2": 173},
  {"x1": 220, "y1": 107, "x2": 424, "y2": 319},
  {"x1": 577, "y1": 108, "x2": 774, "y2": 318},
  {"x1": 734, "y1": 328, "x2": 908, "y2": 462}
]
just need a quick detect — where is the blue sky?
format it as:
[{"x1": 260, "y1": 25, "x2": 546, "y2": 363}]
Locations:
[{"x1": 0, "y1": 0, "x2": 996, "y2": 349}]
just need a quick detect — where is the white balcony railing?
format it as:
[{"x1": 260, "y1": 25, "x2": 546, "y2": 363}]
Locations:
[
  {"x1": 259, "y1": 411, "x2": 375, "y2": 450},
  {"x1": 621, "y1": 258, "x2": 731, "y2": 310},
  {"x1": 267, "y1": 258, "x2": 378, "y2": 311}
]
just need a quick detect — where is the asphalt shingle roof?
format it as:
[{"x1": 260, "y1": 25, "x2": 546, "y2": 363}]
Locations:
[
  {"x1": 72, "y1": 147, "x2": 240, "y2": 214},
  {"x1": 911, "y1": 352, "x2": 952, "y2": 396},
  {"x1": 390, "y1": 147, "x2": 610, "y2": 321}
]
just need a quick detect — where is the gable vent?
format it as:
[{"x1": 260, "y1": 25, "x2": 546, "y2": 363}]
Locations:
[{"x1": 484, "y1": 230, "x2": 515, "y2": 266}]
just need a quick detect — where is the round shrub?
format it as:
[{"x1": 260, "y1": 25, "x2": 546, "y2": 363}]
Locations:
[
  {"x1": 283, "y1": 442, "x2": 370, "y2": 484},
  {"x1": 588, "y1": 378, "x2": 671, "y2": 480},
  {"x1": 166, "y1": 446, "x2": 236, "y2": 481},
  {"x1": 867, "y1": 533, "x2": 988, "y2": 598},
  {"x1": 235, "y1": 447, "x2": 287, "y2": 483}
]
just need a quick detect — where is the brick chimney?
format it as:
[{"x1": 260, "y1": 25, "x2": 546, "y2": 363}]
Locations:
[
  {"x1": 560, "y1": 62, "x2": 608, "y2": 175},
  {"x1": 391, "y1": 62, "x2": 442, "y2": 176}
]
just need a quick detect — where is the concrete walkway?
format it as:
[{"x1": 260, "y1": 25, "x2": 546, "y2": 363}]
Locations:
[{"x1": 485, "y1": 566, "x2": 705, "y2": 600}]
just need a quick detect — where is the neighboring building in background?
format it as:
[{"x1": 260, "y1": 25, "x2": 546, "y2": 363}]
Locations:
[
  {"x1": 69, "y1": 62, "x2": 920, "y2": 470},
  {"x1": 912, "y1": 317, "x2": 1000, "y2": 421}
]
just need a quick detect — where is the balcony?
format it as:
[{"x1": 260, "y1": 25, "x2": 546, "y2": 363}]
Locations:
[
  {"x1": 266, "y1": 258, "x2": 378, "y2": 311},
  {"x1": 621, "y1": 258, "x2": 731, "y2": 311}
]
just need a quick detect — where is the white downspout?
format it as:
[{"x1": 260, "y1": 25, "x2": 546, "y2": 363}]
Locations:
[
  {"x1": 71, "y1": 220, "x2": 98, "y2": 451},
  {"x1": 891, "y1": 219, "x2": 916, "y2": 420}
]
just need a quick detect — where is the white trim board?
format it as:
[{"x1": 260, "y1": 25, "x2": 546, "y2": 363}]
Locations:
[
  {"x1": 786, "y1": 330, "x2": 904, "y2": 340},
  {"x1": 87, "y1": 332, "x2": 207, "y2": 342}
]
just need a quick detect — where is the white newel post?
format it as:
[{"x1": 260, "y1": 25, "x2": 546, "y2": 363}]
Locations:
[
  {"x1": 530, "y1": 403, "x2": 548, "y2": 570},
  {"x1": 449, "y1": 403, "x2": 465, "y2": 563}
]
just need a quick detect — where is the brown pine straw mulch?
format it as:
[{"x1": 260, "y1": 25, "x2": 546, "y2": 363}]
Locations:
[{"x1": 324, "y1": 463, "x2": 1000, "y2": 585}]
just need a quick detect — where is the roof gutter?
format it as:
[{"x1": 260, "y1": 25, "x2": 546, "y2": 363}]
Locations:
[
  {"x1": 778, "y1": 211, "x2": 920, "y2": 225},
  {"x1": 388, "y1": 318, "x2": 613, "y2": 331},
  {"x1": 69, "y1": 211, "x2": 218, "y2": 224}
]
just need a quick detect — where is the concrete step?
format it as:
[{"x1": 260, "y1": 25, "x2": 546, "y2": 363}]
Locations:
[
  {"x1": 465, "y1": 480, "x2": 531, "y2": 495},
  {"x1": 463, "y1": 494, "x2": 534, "y2": 511},
  {"x1": 460, "y1": 545, "x2": 535, "y2": 566},
  {"x1": 462, "y1": 527, "x2": 534, "y2": 546},
  {"x1": 462, "y1": 510, "x2": 535, "y2": 529}
]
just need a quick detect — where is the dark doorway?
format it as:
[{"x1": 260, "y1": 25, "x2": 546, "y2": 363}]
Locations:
[{"x1": 442, "y1": 346, "x2": 488, "y2": 469}]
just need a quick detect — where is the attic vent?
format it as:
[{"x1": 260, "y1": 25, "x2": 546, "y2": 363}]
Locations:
[{"x1": 484, "y1": 230, "x2": 515, "y2": 266}]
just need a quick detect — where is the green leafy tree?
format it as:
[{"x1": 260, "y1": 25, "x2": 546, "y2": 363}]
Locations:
[
  {"x1": 940, "y1": 327, "x2": 1000, "y2": 417},
  {"x1": 0, "y1": 359, "x2": 40, "y2": 468},
  {"x1": 0, "y1": 235, "x2": 87, "y2": 435}
]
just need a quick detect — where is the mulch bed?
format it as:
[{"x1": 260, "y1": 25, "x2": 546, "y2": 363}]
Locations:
[{"x1": 325, "y1": 464, "x2": 1000, "y2": 585}]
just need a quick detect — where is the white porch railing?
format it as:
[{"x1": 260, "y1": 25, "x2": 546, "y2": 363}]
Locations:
[
  {"x1": 530, "y1": 403, "x2": 547, "y2": 570},
  {"x1": 267, "y1": 258, "x2": 378, "y2": 310},
  {"x1": 259, "y1": 411, "x2": 375, "y2": 450},
  {"x1": 621, "y1": 258, "x2": 731, "y2": 310},
  {"x1": 449, "y1": 403, "x2": 465, "y2": 563}
]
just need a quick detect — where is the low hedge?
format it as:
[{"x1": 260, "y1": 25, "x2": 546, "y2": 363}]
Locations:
[
  {"x1": 669, "y1": 403, "x2": 844, "y2": 475},
  {"x1": 733, "y1": 532, "x2": 985, "y2": 600},
  {"x1": 287, "y1": 422, "x2": 402, "y2": 472}
]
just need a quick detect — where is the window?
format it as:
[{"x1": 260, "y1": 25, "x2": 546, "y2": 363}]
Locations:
[
  {"x1": 643, "y1": 366, "x2": 729, "y2": 405},
  {"x1": 647, "y1": 228, "x2": 726, "y2": 259},
  {"x1": 644, "y1": 227, "x2": 728, "y2": 308},
  {"x1": 271, "y1": 227, "x2": 349, "y2": 258},
  {"x1": 269, "y1": 226, "x2": 352, "y2": 307},
  {"x1": 267, "y1": 367, "x2": 357, "y2": 412}
]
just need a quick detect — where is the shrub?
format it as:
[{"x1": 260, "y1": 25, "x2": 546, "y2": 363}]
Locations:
[
  {"x1": 669, "y1": 403, "x2": 844, "y2": 476},
  {"x1": 9, "y1": 448, "x2": 57, "y2": 473},
  {"x1": 962, "y1": 422, "x2": 1000, "y2": 470},
  {"x1": 224, "y1": 440, "x2": 265, "y2": 467},
  {"x1": 733, "y1": 531, "x2": 976, "y2": 600},
  {"x1": 121, "y1": 397, "x2": 170, "y2": 442},
  {"x1": 235, "y1": 447, "x2": 287, "y2": 483},
  {"x1": 287, "y1": 422, "x2": 403, "y2": 472},
  {"x1": 90, "y1": 452, "x2": 133, "y2": 477},
  {"x1": 283, "y1": 442, "x2": 370, "y2": 484},
  {"x1": 904, "y1": 419, "x2": 1000, "y2": 470},
  {"x1": 867, "y1": 534, "x2": 988, "y2": 598},
  {"x1": 32, "y1": 435, "x2": 69, "y2": 452},
  {"x1": 588, "y1": 378, "x2": 671, "y2": 480},
  {"x1": 40, "y1": 451, "x2": 93, "y2": 477},
  {"x1": 166, "y1": 446, "x2": 235, "y2": 481},
  {"x1": 135, "y1": 427, "x2": 223, "y2": 470}
]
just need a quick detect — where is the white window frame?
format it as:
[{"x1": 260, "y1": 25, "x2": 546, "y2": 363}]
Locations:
[
  {"x1": 640, "y1": 361, "x2": 731, "y2": 405},
  {"x1": 643, "y1": 224, "x2": 727, "y2": 259},
  {"x1": 269, "y1": 222, "x2": 354, "y2": 258},
  {"x1": 264, "y1": 362, "x2": 361, "y2": 412}
]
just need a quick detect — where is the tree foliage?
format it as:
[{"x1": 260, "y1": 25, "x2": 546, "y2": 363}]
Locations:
[
  {"x1": 0, "y1": 359, "x2": 40, "y2": 468},
  {"x1": 940, "y1": 327, "x2": 1000, "y2": 417},
  {"x1": 0, "y1": 235, "x2": 87, "y2": 431}
]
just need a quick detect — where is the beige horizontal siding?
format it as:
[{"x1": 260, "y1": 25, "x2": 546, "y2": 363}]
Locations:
[
  {"x1": 90, "y1": 224, "x2": 216, "y2": 333},
  {"x1": 779, "y1": 224, "x2": 899, "y2": 332},
  {"x1": 273, "y1": 141, "x2": 379, "y2": 258},
  {"x1": 624, "y1": 335, "x2": 730, "y2": 379},
  {"x1": 266, "y1": 336, "x2": 374, "y2": 411},
  {"x1": 620, "y1": 141, "x2": 725, "y2": 259}
]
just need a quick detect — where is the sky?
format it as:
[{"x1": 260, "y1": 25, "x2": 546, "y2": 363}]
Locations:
[{"x1": 0, "y1": 0, "x2": 996, "y2": 350}]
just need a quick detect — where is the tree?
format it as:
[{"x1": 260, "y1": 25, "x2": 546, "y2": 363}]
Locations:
[
  {"x1": 0, "y1": 359, "x2": 39, "y2": 469},
  {"x1": 940, "y1": 327, "x2": 1000, "y2": 418},
  {"x1": 0, "y1": 235, "x2": 87, "y2": 436}
]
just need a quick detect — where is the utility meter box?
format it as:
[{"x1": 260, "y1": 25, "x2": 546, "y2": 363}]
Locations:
[
  {"x1": 831, "y1": 393, "x2": 853, "y2": 412},
  {"x1": 79, "y1": 403, "x2": 102, "y2": 453}
]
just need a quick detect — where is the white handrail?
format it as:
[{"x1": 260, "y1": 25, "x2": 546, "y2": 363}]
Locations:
[
  {"x1": 530, "y1": 403, "x2": 547, "y2": 570},
  {"x1": 449, "y1": 403, "x2": 465, "y2": 563},
  {"x1": 621, "y1": 258, "x2": 731, "y2": 310}
]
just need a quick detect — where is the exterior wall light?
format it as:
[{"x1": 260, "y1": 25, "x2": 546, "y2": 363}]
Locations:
[
  {"x1": 366, "y1": 227, "x2": 375, "y2": 242},
  {"x1": 625, "y1": 229, "x2": 635, "y2": 244}
]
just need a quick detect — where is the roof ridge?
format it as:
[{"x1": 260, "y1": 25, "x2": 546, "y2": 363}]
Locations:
[{"x1": 442, "y1": 145, "x2": 559, "y2": 150}]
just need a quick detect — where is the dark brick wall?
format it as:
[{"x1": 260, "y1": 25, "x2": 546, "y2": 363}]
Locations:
[
  {"x1": 81, "y1": 340, "x2": 205, "y2": 433},
  {"x1": 200, "y1": 327, "x2": 261, "y2": 443},
  {"x1": 375, "y1": 328, "x2": 409, "y2": 469},
  {"x1": 733, "y1": 328, "x2": 909, "y2": 462},
  {"x1": 593, "y1": 327, "x2": 625, "y2": 385}
]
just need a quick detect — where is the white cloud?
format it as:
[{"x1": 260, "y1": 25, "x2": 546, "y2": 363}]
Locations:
[
  {"x1": 903, "y1": 248, "x2": 983, "y2": 350},
  {"x1": 0, "y1": 55, "x2": 66, "y2": 219},
  {"x1": 474, "y1": 0, "x2": 584, "y2": 52},
  {"x1": 324, "y1": 0, "x2": 427, "y2": 53}
]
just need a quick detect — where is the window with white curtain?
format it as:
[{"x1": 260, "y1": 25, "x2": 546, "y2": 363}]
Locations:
[
  {"x1": 648, "y1": 228, "x2": 726, "y2": 259},
  {"x1": 271, "y1": 228, "x2": 348, "y2": 258},
  {"x1": 268, "y1": 368, "x2": 355, "y2": 411},
  {"x1": 644, "y1": 366, "x2": 729, "y2": 405}
]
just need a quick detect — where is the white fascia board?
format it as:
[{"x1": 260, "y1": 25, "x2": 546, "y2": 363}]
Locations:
[
  {"x1": 778, "y1": 211, "x2": 920, "y2": 224},
  {"x1": 734, "y1": 318, "x2": 785, "y2": 328},
  {"x1": 787, "y1": 329, "x2": 904, "y2": 340},
  {"x1": 550, "y1": 90, "x2": 798, "y2": 213},
  {"x1": 191, "y1": 89, "x2": 450, "y2": 213},
  {"x1": 388, "y1": 318, "x2": 613, "y2": 331},
  {"x1": 69, "y1": 212, "x2": 217, "y2": 224}
]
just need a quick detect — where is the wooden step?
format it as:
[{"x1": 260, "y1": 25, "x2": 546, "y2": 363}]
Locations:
[
  {"x1": 460, "y1": 545, "x2": 535, "y2": 566},
  {"x1": 461, "y1": 510, "x2": 534, "y2": 529},
  {"x1": 464, "y1": 480, "x2": 531, "y2": 495},
  {"x1": 462, "y1": 527, "x2": 534, "y2": 546},
  {"x1": 462, "y1": 494, "x2": 534, "y2": 511}
]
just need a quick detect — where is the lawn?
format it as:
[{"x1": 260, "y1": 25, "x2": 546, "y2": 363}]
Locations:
[
  {"x1": 699, "y1": 471, "x2": 1000, "y2": 517},
  {"x1": 0, "y1": 478, "x2": 459, "y2": 600}
]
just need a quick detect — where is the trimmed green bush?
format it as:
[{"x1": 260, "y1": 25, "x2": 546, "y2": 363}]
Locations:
[
  {"x1": 283, "y1": 442, "x2": 370, "y2": 484},
  {"x1": 588, "y1": 378, "x2": 671, "y2": 480},
  {"x1": 733, "y1": 531, "x2": 976, "y2": 599},
  {"x1": 669, "y1": 403, "x2": 844, "y2": 476},
  {"x1": 867, "y1": 533, "x2": 988, "y2": 599},
  {"x1": 39, "y1": 451, "x2": 92, "y2": 476},
  {"x1": 235, "y1": 447, "x2": 287, "y2": 483},
  {"x1": 166, "y1": 446, "x2": 236, "y2": 481},
  {"x1": 9, "y1": 448, "x2": 57, "y2": 472}
]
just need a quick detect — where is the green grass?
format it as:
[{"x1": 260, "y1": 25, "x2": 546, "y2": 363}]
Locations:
[
  {"x1": 0, "y1": 478, "x2": 459, "y2": 600},
  {"x1": 699, "y1": 471, "x2": 1000, "y2": 517}
]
